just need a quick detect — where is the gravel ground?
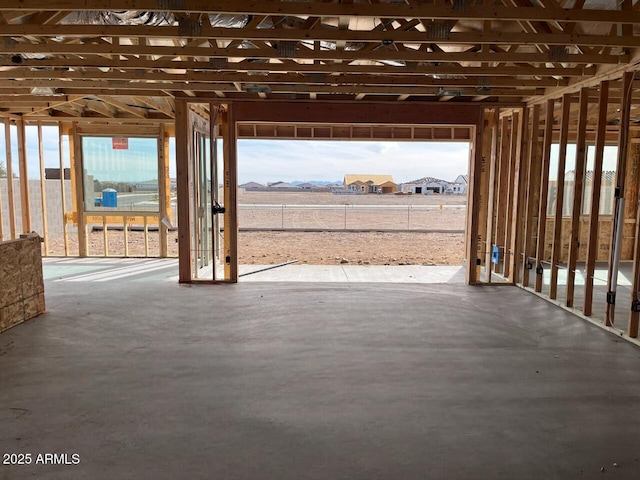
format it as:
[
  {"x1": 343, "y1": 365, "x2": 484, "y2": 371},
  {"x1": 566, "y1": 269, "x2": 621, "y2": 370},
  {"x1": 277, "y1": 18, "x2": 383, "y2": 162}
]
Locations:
[{"x1": 44, "y1": 193, "x2": 467, "y2": 265}]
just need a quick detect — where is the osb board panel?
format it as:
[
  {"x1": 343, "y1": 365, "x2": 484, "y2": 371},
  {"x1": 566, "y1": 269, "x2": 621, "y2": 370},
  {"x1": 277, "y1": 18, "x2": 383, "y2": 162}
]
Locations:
[
  {"x1": 0, "y1": 302, "x2": 24, "y2": 332},
  {"x1": 542, "y1": 217, "x2": 614, "y2": 263},
  {"x1": 0, "y1": 235, "x2": 45, "y2": 333},
  {"x1": 24, "y1": 293, "x2": 45, "y2": 322},
  {"x1": 19, "y1": 238, "x2": 44, "y2": 299},
  {"x1": 0, "y1": 241, "x2": 23, "y2": 309}
]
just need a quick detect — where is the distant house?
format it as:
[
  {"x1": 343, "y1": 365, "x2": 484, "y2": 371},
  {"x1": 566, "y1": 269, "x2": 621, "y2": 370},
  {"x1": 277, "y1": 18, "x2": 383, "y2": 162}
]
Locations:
[
  {"x1": 267, "y1": 181, "x2": 301, "y2": 190},
  {"x1": 401, "y1": 176, "x2": 449, "y2": 195},
  {"x1": 452, "y1": 174, "x2": 468, "y2": 195},
  {"x1": 239, "y1": 181, "x2": 266, "y2": 190},
  {"x1": 343, "y1": 174, "x2": 397, "y2": 194}
]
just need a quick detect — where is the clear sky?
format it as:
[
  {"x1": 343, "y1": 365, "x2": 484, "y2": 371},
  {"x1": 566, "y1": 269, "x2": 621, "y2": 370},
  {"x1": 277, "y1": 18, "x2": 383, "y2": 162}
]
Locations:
[{"x1": 0, "y1": 125, "x2": 621, "y2": 184}]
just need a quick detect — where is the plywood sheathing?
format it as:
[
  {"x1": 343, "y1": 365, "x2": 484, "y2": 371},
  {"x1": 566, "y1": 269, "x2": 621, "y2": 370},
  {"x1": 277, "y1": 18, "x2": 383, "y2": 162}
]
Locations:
[{"x1": 0, "y1": 234, "x2": 45, "y2": 333}]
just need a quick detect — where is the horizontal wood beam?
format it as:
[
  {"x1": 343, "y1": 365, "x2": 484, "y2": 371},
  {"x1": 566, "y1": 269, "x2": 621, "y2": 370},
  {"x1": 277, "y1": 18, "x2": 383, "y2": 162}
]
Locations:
[
  {"x1": 0, "y1": 79, "x2": 543, "y2": 97},
  {"x1": 231, "y1": 101, "x2": 482, "y2": 125},
  {"x1": 0, "y1": 68, "x2": 568, "y2": 88},
  {"x1": 1, "y1": 25, "x2": 640, "y2": 49},
  {"x1": 0, "y1": 42, "x2": 626, "y2": 65},
  {"x1": 3, "y1": 3, "x2": 639, "y2": 24},
  {"x1": 9, "y1": 57, "x2": 594, "y2": 78}
]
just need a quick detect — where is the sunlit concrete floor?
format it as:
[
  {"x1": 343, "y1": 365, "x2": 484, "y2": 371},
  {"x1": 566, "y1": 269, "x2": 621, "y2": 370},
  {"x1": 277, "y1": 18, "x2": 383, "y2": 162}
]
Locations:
[{"x1": 1, "y1": 260, "x2": 640, "y2": 479}]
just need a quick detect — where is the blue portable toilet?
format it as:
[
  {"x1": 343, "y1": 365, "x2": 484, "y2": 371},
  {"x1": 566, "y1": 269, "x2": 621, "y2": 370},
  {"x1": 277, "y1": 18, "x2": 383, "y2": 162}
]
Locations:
[
  {"x1": 491, "y1": 245, "x2": 500, "y2": 264},
  {"x1": 102, "y1": 188, "x2": 117, "y2": 208}
]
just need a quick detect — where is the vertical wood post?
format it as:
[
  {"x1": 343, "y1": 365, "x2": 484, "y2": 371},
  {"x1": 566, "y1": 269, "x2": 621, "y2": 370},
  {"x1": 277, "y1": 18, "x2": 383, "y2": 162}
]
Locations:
[
  {"x1": 495, "y1": 116, "x2": 510, "y2": 275},
  {"x1": 175, "y1": 99, "x2": 191, "y2": 282},
  {"x1": 606, "y1": 71, "x2": 634, "y2": 326},
  {"x1": 58, "y1": 123, "x2": 69, "y2": 255},
  {"x1": 549, "y1": 94, "x2": 572, "y2": 300},
  {"x1": 17, "y1": 120, "x2": 30, "y2": 233},
  {"x1": 3, "y1": 119, "x2": 16, "y2": 239},
  {"x1": 510, "y1": 108, "x2": 528, "y2": 284},
  {"x1": 583, "y1": 81, "x2": 609, "y2": 316},
  {"x1": 535, "y1": 99, "x2": 555, "y2": 292},
  {"x1": 37, "y1": 122, "x2": 49, "y2": 254},
  {"x1": 159, "y1": 127, "x2": 170, "y2": 258},
  {"x1": 466, "y1": 112, "x2": 485, "y2": 284},
  {"x1": 504, "y1": 111, "x2": 519, "y2": 279},
  {"x1": 566, "y1": 87, "x2": 589, "y2": 307},
  {"x1": 484, "y1": 109, "x2": 499, "y2": 282},
  {"x1": 70, "y1": 124, "x2": 86, "y2": 256},
  {"x1": 222, "y1": 105, "x2": 239, "y2": 283},
  {"x1": 0, "y1": 121, "x2": 5, "y2": 242},
  {"x1": 522, "y1": 105, "x2": 542, "y2": 287}
]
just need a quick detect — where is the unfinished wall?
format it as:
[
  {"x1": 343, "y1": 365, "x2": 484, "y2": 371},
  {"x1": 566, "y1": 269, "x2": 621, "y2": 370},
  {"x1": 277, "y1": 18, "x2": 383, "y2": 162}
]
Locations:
[{"x1": 0, "y1": 234, "x2": 45, "y2": 333}]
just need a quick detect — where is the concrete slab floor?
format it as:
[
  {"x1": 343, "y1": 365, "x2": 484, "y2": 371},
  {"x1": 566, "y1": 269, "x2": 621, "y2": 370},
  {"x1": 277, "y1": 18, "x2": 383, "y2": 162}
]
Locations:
[{"x1": 1, "y1": 276, "x2": 640, "y2": 479}]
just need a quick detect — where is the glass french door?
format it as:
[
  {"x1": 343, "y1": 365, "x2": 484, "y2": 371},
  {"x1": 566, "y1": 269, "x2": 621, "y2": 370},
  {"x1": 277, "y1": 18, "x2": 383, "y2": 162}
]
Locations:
[{"x1": 191, "y1": 120, "x2": 224, "y2": 280}]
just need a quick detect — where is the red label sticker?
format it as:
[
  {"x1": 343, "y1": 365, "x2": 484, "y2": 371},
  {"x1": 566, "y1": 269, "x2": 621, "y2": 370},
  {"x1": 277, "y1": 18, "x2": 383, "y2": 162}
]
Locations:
[{"x1": 112, "y1": 137, "x2": 129, "y2": 150}]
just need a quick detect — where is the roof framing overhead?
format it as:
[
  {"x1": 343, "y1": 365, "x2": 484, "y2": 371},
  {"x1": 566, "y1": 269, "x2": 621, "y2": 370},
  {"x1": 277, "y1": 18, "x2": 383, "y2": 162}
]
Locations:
[{"x1": 0, "y1": 0, "x2": 639, "y2": 119}]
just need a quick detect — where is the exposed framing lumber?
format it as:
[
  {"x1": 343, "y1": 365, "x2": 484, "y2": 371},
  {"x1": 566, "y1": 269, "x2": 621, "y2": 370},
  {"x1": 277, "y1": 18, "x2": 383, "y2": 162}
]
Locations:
[
  {"x1": 628, "y1": 138, "x2": 640, "y2": 336},
  {"x1": 503, "y1": 110, "x2": 519, "y2": 279},
  {"x1": 58, "y1": 123, "x2": 69, "y2": 256},
  {"x1": 4, "y1": 2, "x2": 640, "y2": 24},
  {"x1": 466, "y1": 116, "x2": 484, "y2": 284},
  {"x1": 3, "y1": 24, "x2": 640, "y2": 50},
  {"x1": 0, "y1": 42, "x2": 623, "y2": 66},
  {"x1": 509, "y1": 107, "x2": 528, "y2": 284},
  {"x1": 522, "y1": 104, "x2": 542, "y2": 288},
  {"x1": 477, "y1": 109, "x2": 494, "y2": 282},
  {"x1": 494, "y1": 116, "x2": 511, "y2": 275},
  {"x1": 12, "y1": 57, "x2": 594, "y2": 79},
  {"x1": 484, "y1": 109, "x2": 500, "y2": 282},
  {"x1": 37, "y1": 121, "x2": 49, "y2": 254},
  {"x1": 175, "y1": 99, "x2": 191, "y2": 282},
  {"x1": 16, "y1": 119, "x2": 30, "y2": 233},
  {"x1": 583, "y1": 81, "x2": 610, "y2": 316},
  {"x1": 549, "y1": 94, "x2": 572, "y2": 300},
  {"x1": 70, "y1": 124, "x2": 86, "y2": 256},
  {"x1": 566, "y1": 87, "x2": 589, "y2": 307},
  {"x1": 159, "y1": 127, "x2": 170, "y2": 258},
  {"x1": 3, "y1": 118, "x2": 16, "y2": 239},
  {"x1": 222, "y1": 106, "x2": 239, "y2": 283},
  {"x1": 605, "y1": 71, "x2": 634, "y2": 326}
]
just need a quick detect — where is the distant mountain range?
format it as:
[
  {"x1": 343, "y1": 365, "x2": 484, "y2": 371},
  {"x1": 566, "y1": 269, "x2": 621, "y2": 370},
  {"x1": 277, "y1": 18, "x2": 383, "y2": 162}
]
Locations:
[{"x1": 290, "y1": 180, "x2": 342, "y2": 186}]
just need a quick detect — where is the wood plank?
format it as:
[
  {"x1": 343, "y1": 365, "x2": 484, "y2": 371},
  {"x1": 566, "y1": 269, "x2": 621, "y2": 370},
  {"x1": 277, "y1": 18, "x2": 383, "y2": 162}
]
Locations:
[
  {"x1": 566, "y1": 87, "x2": 589, "y2": 307},
  {"x1": 509, "y1": 108, "x2": 528, "y2": 284},
  {"x1": 549, "y1": 94, "x2": 572, "y2": 300},
  {"x1": 175, "y1": 99, "x2": 191, "y2": 282},
  {"x1": 484, "y1": 109, "x2": 500, "y2": 282},
  {"x1": 159, "y1": 129, "x2": 170, "y2": 258},
  {"x1": 605, "y1": 71, "x2": 634, "y2": 326},
  {"x1": 522, "y1": 104, "x2": 542, "y2": 287},
  {"x1": 494, "y1": 116, "x2": 511, "y2": 275},
  {"x1": 37, "y1": 122, "x2": 49, "y2": 254},
  {"x1": 222, "y1": 106, "x2": 239, "y2": 283},
  {"x1": 3, "y1": 2, "x2": 639, "y2": 24},
  {"x1": 70, "y1": 124, "x2": 86, "y2": 256},
  {"x1": 58, "y1": 123, "x2": 69, "y2": 255},
  {"x1": 504, "y1": 111, "x2": 519, "y2": 279},
  {"x1": 0, "y1": 38, "x2": 623, "y2": 66},
  {"x1": 3, "y1": 119, "x2": 16, "y2": 238},
  {"x1": 584, "y1": 82, "x2": 610, "y2": 316},
  {"x1": 2, "y1": 24, "x2": 640, "y2": 50},
  {"x1": 478, "y1": 110, "x2": 493, "y2": 282},
  {"x1": 16, "y1": 119, "x2": 31, "y2": 233}
]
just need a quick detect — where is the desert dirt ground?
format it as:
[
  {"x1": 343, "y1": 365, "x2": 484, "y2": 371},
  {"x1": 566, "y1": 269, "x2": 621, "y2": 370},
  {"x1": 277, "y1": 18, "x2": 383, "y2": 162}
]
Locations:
[{"x1": 46, "y1": 192, "x2": 467, "y2": 265}]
